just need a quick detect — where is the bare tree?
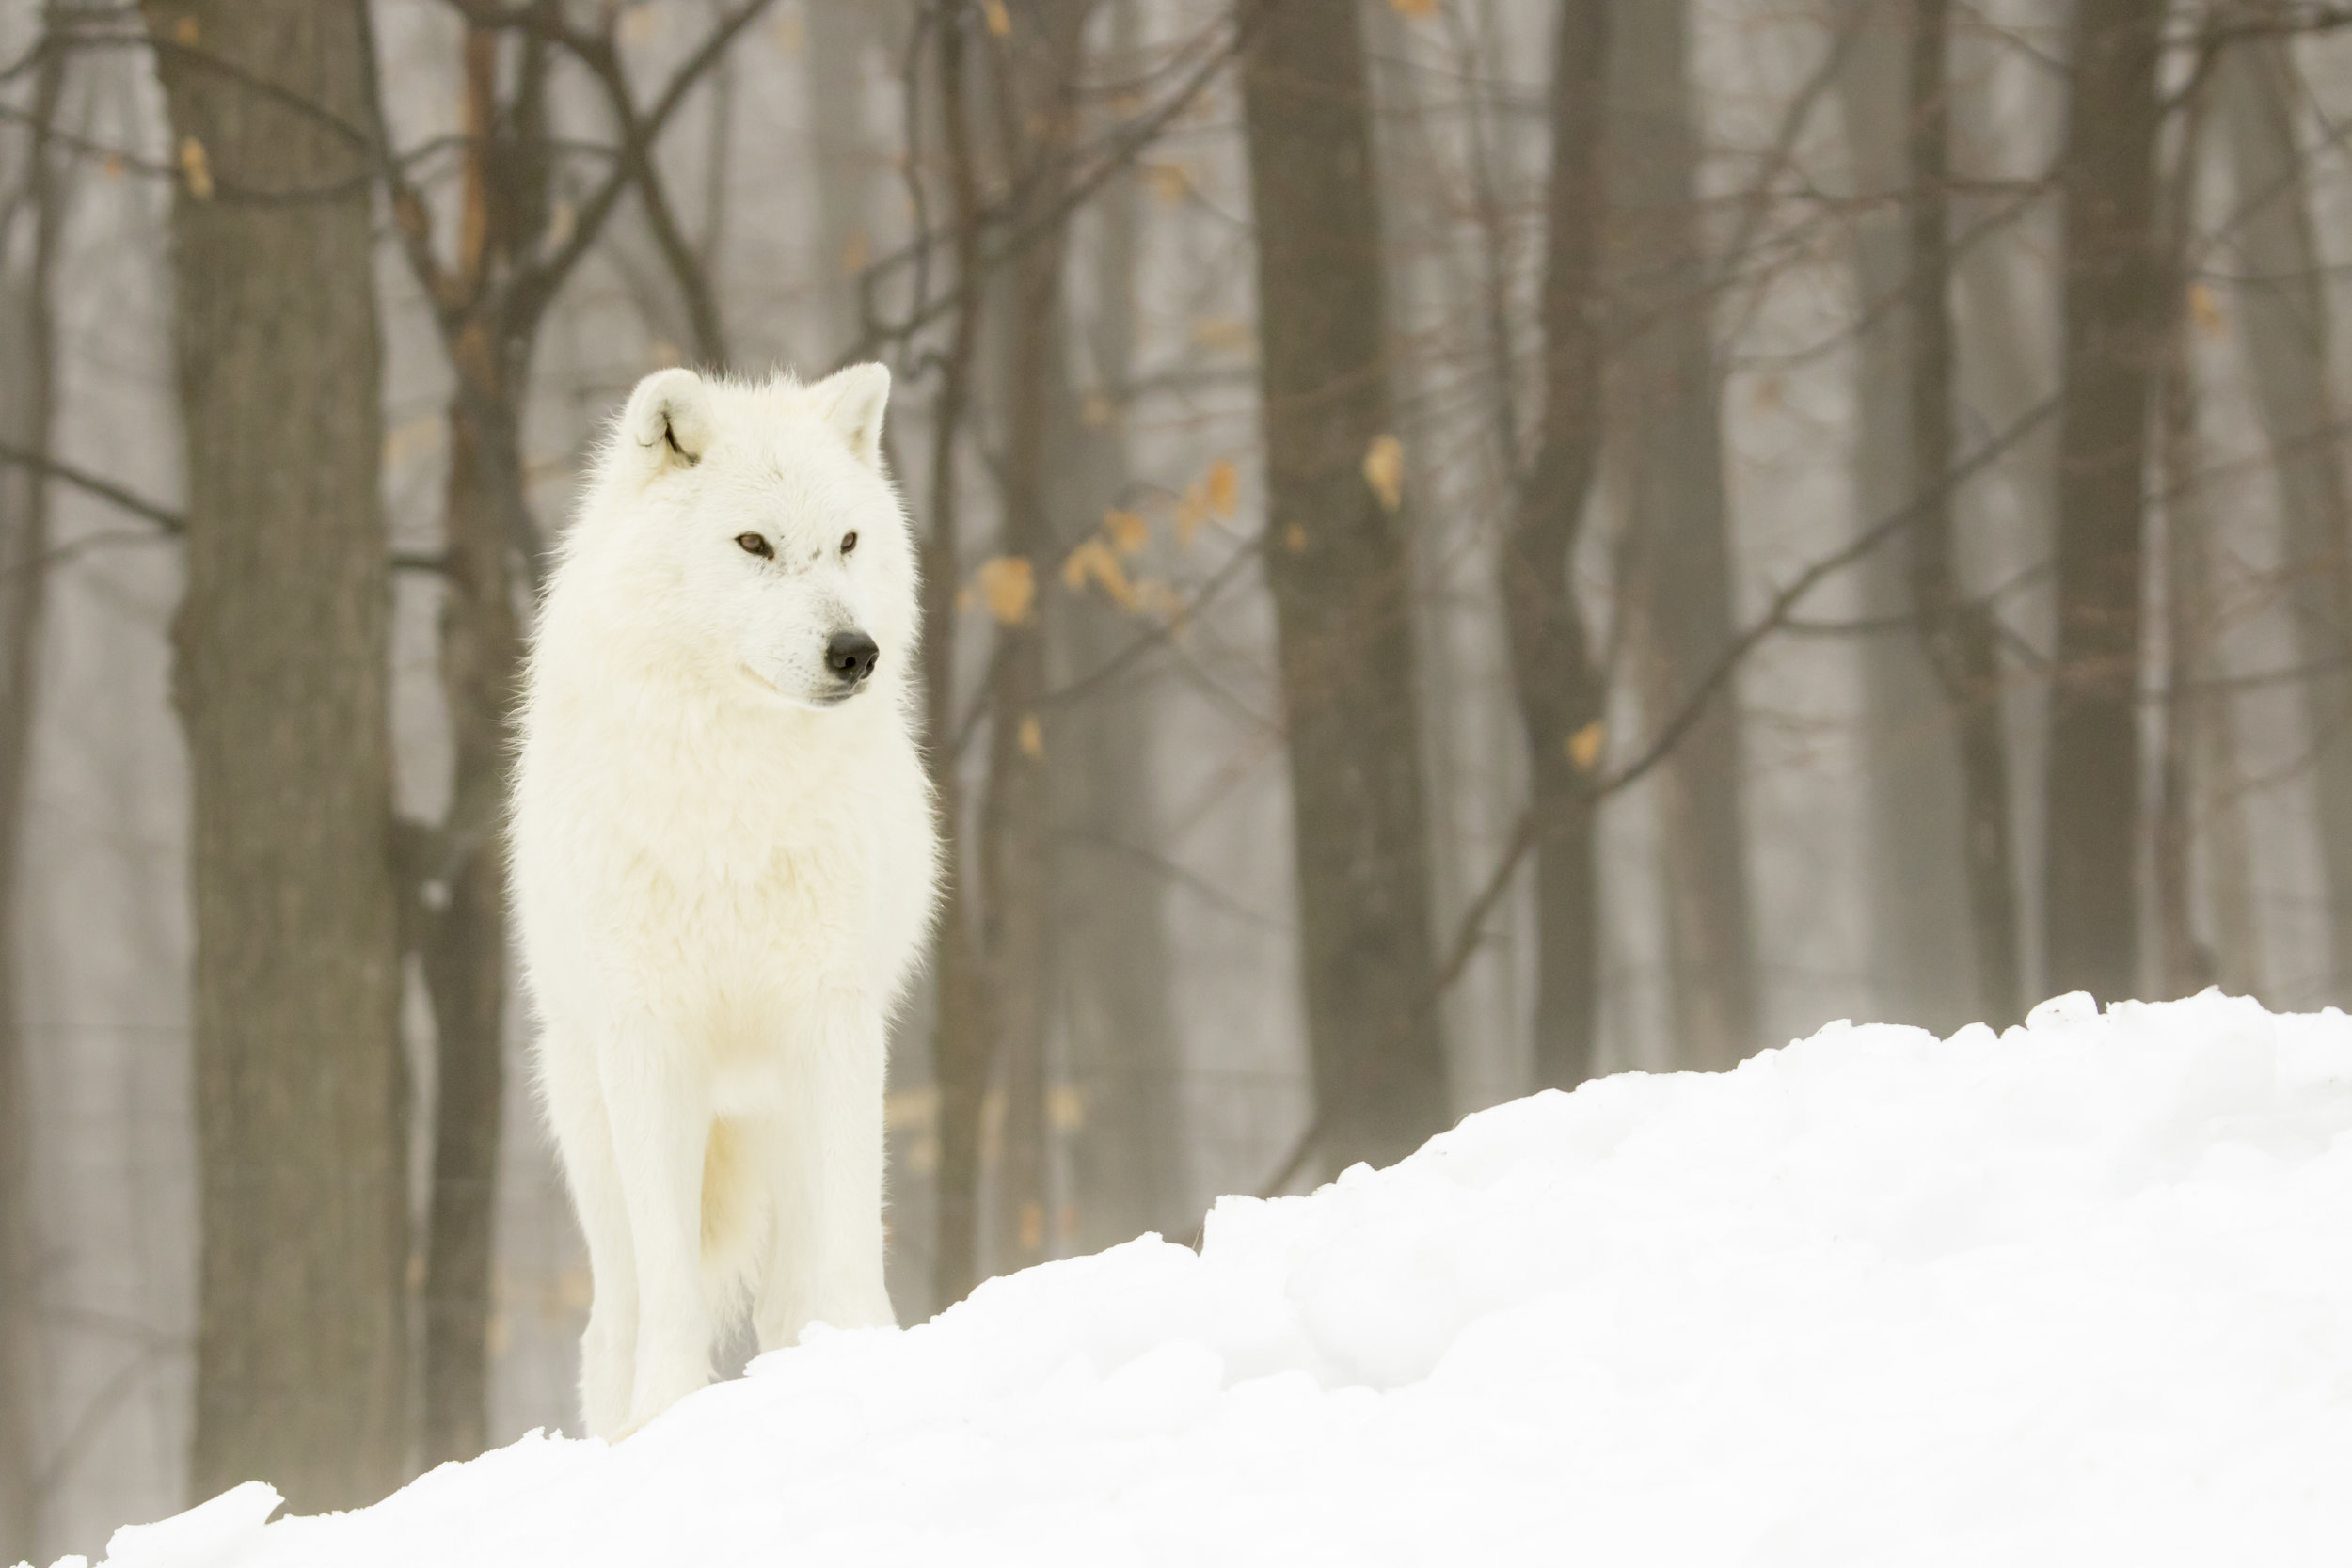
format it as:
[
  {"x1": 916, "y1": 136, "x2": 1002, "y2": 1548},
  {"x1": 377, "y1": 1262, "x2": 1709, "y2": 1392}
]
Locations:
[
  {"x1": 2212, "y1": 7, "x2": 2352, "y2": 1002},
  {"x1": 1054, "y1": 0, "x2": 1187, "y2": 1251},
  {"x1": 1502, "y1": 0, "x2": 1611, "y2": 1087},
  {"x1": 0, "y1": 25, "x2": 67, "y2": 1559},
  {"x1": 1902, "y1": 0, "x2": 2024, "y2": 1028},
  {"x1": 1835, "y1": 0, "x2": 1981, "y2": 1036},
  {"x1": 142, "y1": 0, "x2": 410, "y2": 1510},
  {"x1": 1610, "y1": 0, "x2": 1759, "y2": 1069},
  {"x1": 362, "y1": 0, "x2": 772, "y2": 1459},
  {"x1": 405, "y1": 19, "x2": 540, "y2": 1472},
  {"x1": 1240, "y1": 0, "x2": 1448, "y2": 1173},
  {"x1": 2155, "y1": 74, "x2": 2219, "y2": 997},
  {"x1": 924, "y1": 0, "x2": 998, "y2": 1310},
  {"x1": 2045, "y1": 0, "x2": 2165, "y2": 1004},
  {"x1": 977, "y1": 0, "x2": 1091, "y2": 1275}
]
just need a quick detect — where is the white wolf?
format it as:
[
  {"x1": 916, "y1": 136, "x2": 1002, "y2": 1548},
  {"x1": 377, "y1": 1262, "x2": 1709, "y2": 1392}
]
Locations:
[{"x1": 510, "y1": 364, "x2": 938, "y2": 1439}]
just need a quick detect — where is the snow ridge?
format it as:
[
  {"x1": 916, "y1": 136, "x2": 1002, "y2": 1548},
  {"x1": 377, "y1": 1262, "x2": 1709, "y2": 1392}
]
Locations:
[{"x1": 60, "y1": 991, "x2": 2352, "y2": 1567}]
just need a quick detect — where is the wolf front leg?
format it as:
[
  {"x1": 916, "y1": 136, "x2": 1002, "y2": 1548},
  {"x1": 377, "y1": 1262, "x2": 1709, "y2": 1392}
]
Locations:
[
  {"x1": 754, "y1": 997, "x2": 895, "y2": 1355},
  {"x1": 595, "y1": 1022, "x2": 720, "y2": 1435},
  {"x1": 542, "y1": 1039, "x2": 639, "y2": 1439}
]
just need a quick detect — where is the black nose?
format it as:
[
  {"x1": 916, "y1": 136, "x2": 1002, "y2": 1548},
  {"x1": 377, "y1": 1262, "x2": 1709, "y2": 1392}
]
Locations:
[{"x1": 825, "y1": 630, "x2": 879, "y2": 684}]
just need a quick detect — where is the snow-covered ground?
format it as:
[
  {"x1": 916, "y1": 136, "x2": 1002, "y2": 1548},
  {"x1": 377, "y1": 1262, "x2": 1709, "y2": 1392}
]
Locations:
[{"x1": 61, "y1": 991, "x2": 2352, "y2": 1566}]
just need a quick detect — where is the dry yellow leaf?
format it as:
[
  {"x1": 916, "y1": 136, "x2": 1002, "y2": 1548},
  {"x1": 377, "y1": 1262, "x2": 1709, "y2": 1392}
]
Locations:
[
  {"x1": 2189, "y1": 282, "x2": 2226, "y2": 339},
  {"x1": 172, "y1": 15, "x2": 199, "y2": 44},
  {"x1": 839, "y1": 227, "x2": 871, "y2": 277},
  {"x1": 179, "y1": 136, "x2": 212, "y2": 201},
  {"x1": 619, "y1": 3, "x2": 658, "y2": 45},
  {"x1": 977, "y1": 555, "x2": 1036, "y2": 626},
  {"x1": 1104, "y1": 508, "x2": 1149, "y2": 555},
  {"x1": 771, "y1": 10, "x2": 804, "y2": 53},
  {"x1": 1017, "y1": 712, "x2": 1044, "y2": 761},
  {"x1": 1046, "y1": 1083, "x2": 1085, "y2": 1131},
  {"x1": 1363, "y1": 434, "x2": 1405, "y2": 512},
  {"x1": 1018, "y1": 1199, "x2": 1043, "y2": 1251},
  {"x1": 1080, "y1": 390, "x2": 1117, "y2": 429},
  {"x1": 956, "y1": 583, "x2": 977, "y2": 613},
  {"x1": 1204, "y1": 457, "x2": 1239, "y2": 518},
  {"x1": 1565, "y1": 719, "x2": 1607, "y2": 772},
  {"x1": 1284, "y1": 523, "x2": 1310, "y2": 554},
  {"x1": 1390, "y1": 0, "x2": 1438, "y2": 16},
  {"x1": 102, "y1": 153, "x2": 125, "y2": 181},
  {"x1": 983, "y1": 0, "x2": 1012, "y2": 37},
  {"x1": 1061, "y1": 536, "x2": 1137, "y2": 609}
]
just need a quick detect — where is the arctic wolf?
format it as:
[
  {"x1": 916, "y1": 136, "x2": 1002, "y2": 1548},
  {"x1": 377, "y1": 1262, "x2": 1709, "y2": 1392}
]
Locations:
[{"x1": 511, "y1": 365, "x2": 938, "y2": 1439}]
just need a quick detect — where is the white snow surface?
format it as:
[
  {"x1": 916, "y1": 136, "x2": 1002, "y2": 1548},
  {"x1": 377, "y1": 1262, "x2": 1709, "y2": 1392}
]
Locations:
[{"x1": 57, "y1": 991, "x2": 2352, "y2": 1566}]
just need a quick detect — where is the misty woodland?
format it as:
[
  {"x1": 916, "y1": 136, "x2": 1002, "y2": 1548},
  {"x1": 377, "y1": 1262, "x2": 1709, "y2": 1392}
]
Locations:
[{"x1": 2, "y1": 0, "x2": 2350, "y2": 1559}]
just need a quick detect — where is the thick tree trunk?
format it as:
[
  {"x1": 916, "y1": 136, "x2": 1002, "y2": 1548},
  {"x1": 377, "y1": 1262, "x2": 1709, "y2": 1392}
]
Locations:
[
  {"x1": 2215, "y1": 21, "x2": 2352, "y2": 1004},
  {"x1": 1503, "y1": 0, "x2": 1609, "y2": 1089},
  {"x1": 2044, "y1": 0, "x2": 2163, "y2": 1005},
  {"x1": 1609, "y1": 0, "x2": 1759, "y2": 1070},
  {"x1": 144, "y1": 0, "x2": 410, "y2": 1511},
  {"x1": 1833, "y1": 0, "x2": 1979, "y2": 1036},
  {"x1": 1240, "y1": 0, "x2": 1449, "y2": 1173},
  {"x1": 0, "y1": 37, "x2": 66, "y2": 1561}
]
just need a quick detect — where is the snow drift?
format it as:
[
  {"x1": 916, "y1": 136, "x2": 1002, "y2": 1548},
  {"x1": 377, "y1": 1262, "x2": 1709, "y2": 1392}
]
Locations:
[{"x1": 58, "y1": 991, "x2": 2352, "y2": 1567}]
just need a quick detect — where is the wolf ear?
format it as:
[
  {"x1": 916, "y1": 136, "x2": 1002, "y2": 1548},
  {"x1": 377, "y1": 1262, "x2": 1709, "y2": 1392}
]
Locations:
[
  {"x1": 620, "y1": 367, "x2": 712, "y2": 473},
  {"x1": 810, "y1": 362, "x2": 890, "y2": 468}
]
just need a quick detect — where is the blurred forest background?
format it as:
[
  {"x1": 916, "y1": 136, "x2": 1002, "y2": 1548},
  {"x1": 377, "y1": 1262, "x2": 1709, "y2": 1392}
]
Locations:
[{"x1": 2, "y1": 0, "x2": 2349, "y2": 1554}]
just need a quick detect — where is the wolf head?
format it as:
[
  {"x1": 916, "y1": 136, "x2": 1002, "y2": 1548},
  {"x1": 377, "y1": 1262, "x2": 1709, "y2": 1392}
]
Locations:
[{"x1": 573, "y1": 364, "x2": 917, "y2": 713}]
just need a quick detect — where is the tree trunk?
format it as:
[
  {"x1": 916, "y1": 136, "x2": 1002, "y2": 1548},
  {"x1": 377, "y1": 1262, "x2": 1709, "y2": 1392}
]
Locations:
[
  {"x1": 2156, "y1": 301, "x2": 2216, "y2": 996},
  {"x1": 926, "y1": 5, "x2": 994, "y2": 1310},
  {"x1": 1239, "y1": 0, "x2": 1449, "y2": 1173},
  {"x1": 144, "y1": 0, "x2": 410, "y2": 1511},
  {"x1": 0, "y1": 35, "x2": 66, "y2": 1560},
  {"x1": 2044, "y1": 0, "x2": 2163, "y2": 1005},
  {"x1": 1610, "y1": 0, "x2": 1760, "y2": 1069},
  {"x1": 806, "y1": 0, "x2": 878, "y2": 354},
  {"x1": 418, "y1": 369, "x2": 520, "y2": 1470},
  {"x1": 1503, "y1": 0, "x2": 1609, "y2": 1089},
  {"x1": 1833, "y1": 0, "x2": 1979, "y2": 1036},
  {"x1": 980, "y1": 0, "x2": 1088, "y2": 1275},
  {"x1": 1904, "y1": 0, "x2": 2024, "y2": 1027},
  {"x1": 408, "y1": 23, "x2": 547, "y2": 1466},
  {"x1": 2153, "y1": 73, "x2": 2215, "y2": 998},
  {"x1": 2214, "y1": 18, "x2": 2352, "y2": 1005},
  {"x1": 1055, "y1": 0, "x2": 1188, "y2": 1252}
]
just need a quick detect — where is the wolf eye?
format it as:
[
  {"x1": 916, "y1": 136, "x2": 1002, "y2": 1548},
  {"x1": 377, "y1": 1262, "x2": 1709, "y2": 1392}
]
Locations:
[
  {"x1": 736, "y1": 533, "x2": 774, "y2": 560},
  {"x1": 840, "y1": 531, "x2": 858, "y2": 556}
]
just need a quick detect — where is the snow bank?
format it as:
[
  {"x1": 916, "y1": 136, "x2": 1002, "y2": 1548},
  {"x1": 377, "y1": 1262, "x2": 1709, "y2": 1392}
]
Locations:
[{"x1": 57, "y1": 991, "x2": 2352, "y2": 1566}]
